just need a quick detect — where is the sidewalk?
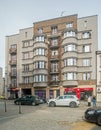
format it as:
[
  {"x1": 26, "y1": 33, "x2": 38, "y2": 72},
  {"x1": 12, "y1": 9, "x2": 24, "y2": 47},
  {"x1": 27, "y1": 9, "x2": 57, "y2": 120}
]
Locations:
[{"x1": 0, "y1": 101, "x2": 100, "y2": 130}]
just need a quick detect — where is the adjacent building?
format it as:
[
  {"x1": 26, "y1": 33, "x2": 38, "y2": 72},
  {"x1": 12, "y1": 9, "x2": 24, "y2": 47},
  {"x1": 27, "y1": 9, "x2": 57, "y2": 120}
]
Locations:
[
  {"x1": 0, "y1": 67, "x2": 3, "y2": 95},
  {"x1": 96, "y1": 51, "x2": 101, "y2": 102},
  {"x1": 5, "y1": 14, "x2": 98, "y2": 100}
]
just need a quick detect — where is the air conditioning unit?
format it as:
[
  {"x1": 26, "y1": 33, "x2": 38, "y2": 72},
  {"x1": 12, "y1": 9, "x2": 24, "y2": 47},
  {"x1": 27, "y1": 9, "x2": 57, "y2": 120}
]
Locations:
[{"x1": 97, "y1": 88, "x2": 101, "y2": 92}]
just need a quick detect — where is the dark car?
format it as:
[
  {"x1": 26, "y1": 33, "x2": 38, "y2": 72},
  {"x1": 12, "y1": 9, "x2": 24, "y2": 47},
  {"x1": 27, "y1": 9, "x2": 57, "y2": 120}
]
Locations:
[
  {"x1": 84, "y1": 107, "x2": 101, "y2": 126},
  {"x1": 14, "y1": 95, "x2": 40, "y2": 106}
]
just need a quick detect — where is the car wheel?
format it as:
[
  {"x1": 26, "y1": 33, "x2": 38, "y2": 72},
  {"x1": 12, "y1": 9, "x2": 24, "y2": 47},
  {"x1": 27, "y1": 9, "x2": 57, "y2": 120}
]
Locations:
[
  {"x1": 32, "y1": 102, "x2": 36, "y2": 106},
  {"x1": 97, "y1": 115, "x2": 101, "y2": 126},
  {"x1": 70, "y1": 102, "x2": 77, "y2": 108},
  {"x1": 15, "y1": 101, "x2": 19, "y2": 105},
  {"x1": 49, "y1": 101, "x2": 56, "y2": 107}
]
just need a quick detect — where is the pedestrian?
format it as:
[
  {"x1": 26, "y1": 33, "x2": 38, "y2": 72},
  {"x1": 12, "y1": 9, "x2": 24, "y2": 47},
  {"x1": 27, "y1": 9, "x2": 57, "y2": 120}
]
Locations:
[
  {"x1": 87, "y1": 96, "x2": 91, "y2": 106},
  {"x1": 92, "y1": 96, "x2": 96, "y2": 107}
]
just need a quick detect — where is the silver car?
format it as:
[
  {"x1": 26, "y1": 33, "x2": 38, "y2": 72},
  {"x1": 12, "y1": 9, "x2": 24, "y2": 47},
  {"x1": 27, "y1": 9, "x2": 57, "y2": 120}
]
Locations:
[{"x1": 47, "y1": 95, "x2": 80, "y2": 108}]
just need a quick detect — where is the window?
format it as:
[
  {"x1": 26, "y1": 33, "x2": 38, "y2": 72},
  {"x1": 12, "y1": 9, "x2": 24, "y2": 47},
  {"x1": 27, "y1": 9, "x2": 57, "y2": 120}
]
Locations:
[
  {"x1": 11, "y1": 67, "x2": 16, "y2": 75},
  {"x1": 64, "y1": 58, "x2": 76, "y2": 66},
  {"x1": 24, "y1": 65, "x2": 29, "y2": 71},
  {"x1": 34, "y1": 48, "x2": 45, "y2": 56},
  {"x1": 66, "y1": 22, "x2": 73, "y2": 28},
  {"x1": 51, "y1": 62, "x2": 58, "y2": 72},
  {"x1": 23, "y1": 41, "x2": 29, "y2": 47},
  {"x1": 51, "y1": 38, "x2": 58, "y2": 46},
  {"x1": 52, "y1": 49, "x2": 58, "y2": 56},
  {"x1": 51, "y1": 26, "x2": 58, "y2": 34},
  {"x1": 38, "y1": 28, "x2": 43, "y2": 34},
  {"x1": 84, "y1": 21, "x2": 87, "y2": 28},
  {"x1": 11, "y1": 55, "x2": 16, "y2": 61},
  {"x1": 35, "y1": 36, "x2": 45, "y2": 42},
  {"x1": 34, "y1": 75, "x2": 46, "y2": 82},
  {"x1": 83, "y1": 45, "x2": 90, "y2": 52},
  {"x1": 24, "y1": 52, "x2": 29, "y2": 59},
  {"x1": 25, "y1": 32, "x2": 27, "y2": 38},
  {"x1": 51, "y1": 75, "x2": 58, "y2": 81},
  {"x1": 34, "y1": 61, "x2": 46, "y2": 69},
  {"x1": 24, "y1": 77, "x2": 29, "y2": 83},
  {"x1": 64, "y1": 44, "x2": 76, "y2": 52},
  {"x1": 11, "y1": 79, "x2": 17, "y2": 87},
  {"x1": 83, "y1": 59, "x2": 90, "y2": 66},
  {"x1": 11, "y1": 44, "x2": 16, "y2": 49},
  {"x1": 82, "y1": 32, "x2": 91, "y2": 39},
  {"x1": 63, "y1": 31, "x2": 76, "y2": 38},
  {"x1": 83, "y1": 72, "x2": 90, "y2": 80},
  {"x1": 64, "y1": 72, "x2": 76, "y2": 80}
]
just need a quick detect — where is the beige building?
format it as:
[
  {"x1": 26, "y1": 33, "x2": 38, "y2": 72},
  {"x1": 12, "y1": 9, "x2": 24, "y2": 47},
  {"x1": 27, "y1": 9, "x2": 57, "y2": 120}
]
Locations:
[
  {"x1": 96, "y1": 51, "x2": 101, "y2": 102},
  {"x1": 5, "y1": 14, "x2": 98, "y2": 100}
]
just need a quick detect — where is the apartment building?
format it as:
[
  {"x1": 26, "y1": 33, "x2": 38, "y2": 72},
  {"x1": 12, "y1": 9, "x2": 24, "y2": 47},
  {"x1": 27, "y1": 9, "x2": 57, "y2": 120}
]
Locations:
[
  {"x1": 5, "y1": 14, "x2": 98, "y2": 100},
  {"x1": 96, "y1": 51, "x2": 101, "y2": 102}
]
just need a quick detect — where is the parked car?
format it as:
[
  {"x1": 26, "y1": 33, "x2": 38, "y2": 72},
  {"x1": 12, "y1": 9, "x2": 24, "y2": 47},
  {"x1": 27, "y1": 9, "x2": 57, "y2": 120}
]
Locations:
[
  {"x1": 47, "y1": 95, "x2": 80, "y2": 108},
  {"x1": 14, "y1": 95, "x2": 40, "y2": 106},
  {"x1": 84, "y1": 107, "x2": 101, "y2": 126}
]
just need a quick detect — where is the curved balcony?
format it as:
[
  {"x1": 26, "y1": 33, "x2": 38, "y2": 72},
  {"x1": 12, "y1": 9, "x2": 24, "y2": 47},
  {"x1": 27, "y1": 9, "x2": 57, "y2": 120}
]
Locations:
[
  {"x1": 62, "y1": 51, "x2": 77, "y2": 59},
  {"x1": 62, "y1": 37, "x2": 77, "y2": 46},
  {"x1": 33, "y1": 42, "x2": 48, "y2": 49},
  {"x1": 33, "y1": 69, "x2": 48, "y2": 75},
  {"x1": 33, "y1": 82, "x2": 47, "y2": 87},
  {"x1": 33, "y1": 55, "x2": 48, "y2": 62},
  {"x1": 62, "y1": 80, "x2": 78, "y2": 86},
  {"x1": 62, "y1": 66, "x2": 77, "y2": 73}
]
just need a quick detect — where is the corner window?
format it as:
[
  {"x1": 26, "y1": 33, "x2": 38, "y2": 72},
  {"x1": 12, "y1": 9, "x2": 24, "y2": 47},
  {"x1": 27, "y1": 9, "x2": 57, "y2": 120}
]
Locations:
[
  {"x1": 34, "y1": 75, "x2": 46, "y2": 82},
  {"x1": 64, "y1": 72, "x2": 76, "y2": 80},
  {"x1": 35, "y1": 36, "x2": 45, "y2": 42},
  {"x1": 34, "y1": 48, "x2": 45, "y2": 56},
  {"x1": 64, "y1": 44, "x2": 76, "y2": 52},
  {"x1": 63, "y1": 31, "x2": 76, "y2": 38},
  {"x1": 64, "y1": 58, "x2": 76, "y2": 66}
]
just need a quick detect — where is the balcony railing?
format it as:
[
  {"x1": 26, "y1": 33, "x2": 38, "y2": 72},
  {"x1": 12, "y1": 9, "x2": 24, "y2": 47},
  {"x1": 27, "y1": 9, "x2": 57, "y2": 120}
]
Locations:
[
  {"x1": 9, "y1": 60, "x2": 17, "y2": 65},
  {"x1": 9, "y1": 48, "x2": 17, "y2": 54}
]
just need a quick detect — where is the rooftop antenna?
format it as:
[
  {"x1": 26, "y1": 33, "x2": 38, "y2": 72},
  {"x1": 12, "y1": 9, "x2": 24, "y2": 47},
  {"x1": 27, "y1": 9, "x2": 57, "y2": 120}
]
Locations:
[{"x1": 61, "y1": 11, "x2": 65, "y2": 16}]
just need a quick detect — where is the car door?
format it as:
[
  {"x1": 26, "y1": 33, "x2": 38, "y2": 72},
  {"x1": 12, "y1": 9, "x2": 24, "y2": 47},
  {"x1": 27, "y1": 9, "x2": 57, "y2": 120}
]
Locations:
[
  {"x1": 20, "y1": 96, "x2": 26, "y2": 104},
  {"x1": 25, "y1": 95, "x2": 32, "y2": 105},
  {"x1": 56, "y1": 96, "x2": 65, "y2": 106},
  {"x1": 63, "y1": 95, "x2": 70, "y2": 106}
]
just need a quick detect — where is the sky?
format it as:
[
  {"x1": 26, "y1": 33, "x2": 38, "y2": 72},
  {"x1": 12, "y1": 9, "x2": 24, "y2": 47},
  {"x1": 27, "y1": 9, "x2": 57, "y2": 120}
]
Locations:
[{"x1": 0, "y1": 0, "x2": 101, "y2": 76}]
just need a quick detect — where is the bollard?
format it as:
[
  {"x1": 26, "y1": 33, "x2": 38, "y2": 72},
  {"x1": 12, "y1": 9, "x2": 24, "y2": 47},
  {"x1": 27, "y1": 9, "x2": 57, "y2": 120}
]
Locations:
[
  {"x1": 19, "y1": 102, "x2": 21, "y2": 114},
  {"x1": 4, "y1": 100, "x2": 7, "y2": 112}
]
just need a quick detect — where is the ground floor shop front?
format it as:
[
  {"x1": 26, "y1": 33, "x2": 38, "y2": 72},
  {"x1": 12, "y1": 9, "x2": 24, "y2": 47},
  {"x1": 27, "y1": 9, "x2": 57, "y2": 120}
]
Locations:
[
  {"x1": 7, "y1": 82, "x2": 96, "y2": 100},
  {"x1": 10, "y1": 85, "x2": 96, "y2": 101}
]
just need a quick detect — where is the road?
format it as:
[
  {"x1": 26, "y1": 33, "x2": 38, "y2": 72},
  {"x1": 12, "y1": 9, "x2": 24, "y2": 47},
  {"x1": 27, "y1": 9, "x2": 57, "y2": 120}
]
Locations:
[{"x1": 0, "y1": 100, "x2": 101, "y2": 130}]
